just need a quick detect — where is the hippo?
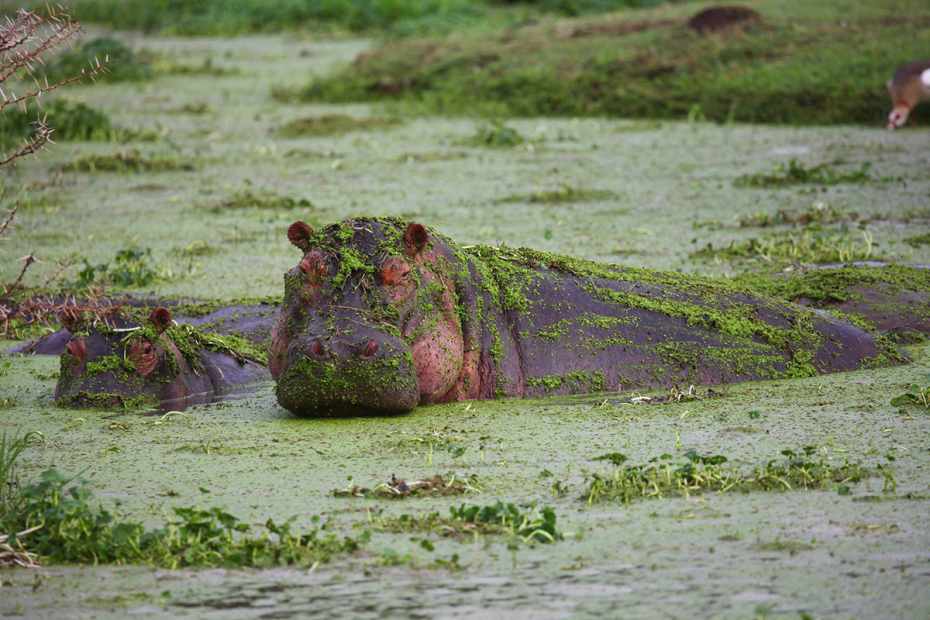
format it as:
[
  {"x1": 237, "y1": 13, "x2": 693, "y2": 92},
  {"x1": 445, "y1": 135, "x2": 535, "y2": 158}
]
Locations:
[
  {"x1": 52, "y1": 306, "x2": 271, "y2": 410},
  {"x1": 270, "y1": 217, "x2": 922, "y2": 417}
]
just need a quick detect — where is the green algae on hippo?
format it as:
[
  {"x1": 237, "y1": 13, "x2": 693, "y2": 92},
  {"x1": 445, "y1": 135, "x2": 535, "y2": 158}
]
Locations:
[
  {"x1": 271, "y1": 217, "x2": 898, "y2": 417},
  {"x1": 54, "y1": 306, "x2": 270, "y2": 410}
]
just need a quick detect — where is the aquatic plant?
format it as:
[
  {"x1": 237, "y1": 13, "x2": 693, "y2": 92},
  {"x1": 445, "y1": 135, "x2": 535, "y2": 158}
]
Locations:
[
  {"x1": 76, "y1": 247, "x2": 165, "y2": 288},
  {"x1": 733, "y1": 160, "x2": 872, "y2": 188},
  {"x1": 692, "y1": 227, "x2": 876, "y2": 267},
  {"x1": 497, "y1": 184, "x2": 617, "y2": 205},
  {"x1": 461, "y1": 121, "x2": 525, "y2": 148},
  {"x1": 584, "y1": 447, "x2": 885, "y2": 505},
  {"x1": 0, "y1": 438, "x2": 366, "y2": 568},
  {"x1": 371, "y1": 501, "x2": 562, "y2": 544},
  {"x1": 890, "y1": 385, "x2": 930, "y2": 412},
  {"x1": 275, "y1": 114, "x2": 401, "y2": 138},
  {"x1": 61, "y1": 150, "x2": 195, "y2": 173},
  {"x1": 334, "y1": 473, "x2": 481, "y2": 499}
]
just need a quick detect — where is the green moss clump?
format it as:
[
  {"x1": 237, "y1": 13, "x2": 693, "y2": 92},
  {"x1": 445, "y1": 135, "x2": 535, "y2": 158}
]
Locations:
[{"x1": 527, "y1": 370, "x2": 606, "y2": 393}]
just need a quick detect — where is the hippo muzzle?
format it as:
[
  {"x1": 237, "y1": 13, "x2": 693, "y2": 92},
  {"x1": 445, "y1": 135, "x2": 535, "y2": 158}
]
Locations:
[{"x1": 274, "y1": 321, "x2": 419, "y2": 417}]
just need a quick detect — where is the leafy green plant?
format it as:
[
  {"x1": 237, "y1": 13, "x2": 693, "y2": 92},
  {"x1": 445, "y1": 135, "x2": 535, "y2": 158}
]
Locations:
[
  {"x1": 372, "y1": 501, "x2": 562, "y2": 544},
  {"x1": 77, "y1": 247, "x2": 163, "y2": 288},
  {"x1": 462, "y1": 121, "x2": 526, "y2": 148},
  {"x1": 585, "y1": 447, "x2": 880, "y2": 504},
  {"x1": 1, "y1": 460, "x2": 367, "y2": 568},
  {"x1": 890, "y1": 385, "x2": 930, "y2": 412}
]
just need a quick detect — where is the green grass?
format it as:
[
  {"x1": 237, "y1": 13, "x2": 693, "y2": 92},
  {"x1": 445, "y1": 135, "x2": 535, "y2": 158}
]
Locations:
[
  {"x1": 291, "y1": 1, "x2": 930, "y2": 124},
  {"x1": 6, "y1": 0, "x2": 679, "y2": 36}
]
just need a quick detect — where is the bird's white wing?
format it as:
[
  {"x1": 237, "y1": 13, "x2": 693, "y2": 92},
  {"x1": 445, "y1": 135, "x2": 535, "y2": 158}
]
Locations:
[{"x1": 922, "y1": 68, "x2": 930, "y2": 88}]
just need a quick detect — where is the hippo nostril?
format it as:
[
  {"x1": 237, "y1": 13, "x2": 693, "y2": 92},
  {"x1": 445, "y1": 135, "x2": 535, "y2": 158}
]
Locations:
[
  {"x1": 310, "y1": 339, "x2": 325, "y2": 357},
  {"x1": 361, "y1": 340, "x2": 379, "y2": 358}
]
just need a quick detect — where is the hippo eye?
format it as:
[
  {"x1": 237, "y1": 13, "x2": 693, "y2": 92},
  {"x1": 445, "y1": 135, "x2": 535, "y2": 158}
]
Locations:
[
  {"x1": 380, "y1": 257, "x2": 412, "y2": 286},
  {"x1": 299, "y1": 251, "x2": 329, "y2": 285}
]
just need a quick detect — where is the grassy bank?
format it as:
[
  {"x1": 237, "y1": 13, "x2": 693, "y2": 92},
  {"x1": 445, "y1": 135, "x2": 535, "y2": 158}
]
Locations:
[
  {"x1": 2, "y1": 0, "x2": 678, "y2": 36},
  {"x1": 288, "y1": 0, "x2": 930, "y2": 124}
]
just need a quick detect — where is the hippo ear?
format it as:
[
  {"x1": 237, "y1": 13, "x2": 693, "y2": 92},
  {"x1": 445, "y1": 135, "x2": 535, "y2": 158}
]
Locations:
[
  {"x1": 287, "y1": 221, "x2": 313, "y2": 252},
  {"x1": 149, "y1": 307, "x2": 173, "y2": 334},
  {"x1": 403, "y1": 223, "x2": 428, "y2": 257}
]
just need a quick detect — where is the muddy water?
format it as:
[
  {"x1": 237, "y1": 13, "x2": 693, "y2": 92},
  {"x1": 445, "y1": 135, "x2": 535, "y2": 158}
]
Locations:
[{"x1": 2, "y1": 30, "x2": 930, "y2": 620}]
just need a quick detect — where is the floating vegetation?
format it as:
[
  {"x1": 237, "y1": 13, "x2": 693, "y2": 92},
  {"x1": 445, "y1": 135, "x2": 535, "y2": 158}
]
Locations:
[
  {"x1": 903, "y1": 232, "x2": 930, "y2": 248},
  {"x1": 738, "y1": 202, "x2": 856, "y2": 228},
  {"x1": 498, "y1": 184, "x2": 617, "y2": 205},
  {"x1": 333, "y1": 474, "x2": 480, "y2": 499},
  {"x1": 733, "y1": 160, "x2": 871, "y2": 188},
  {"x1": 44, "y1": 37, "x2": 152, "y2": 83},
  {"x1": 584, "y1": 447, "x2": 883, "y2": 505},
  {"x1": 0, "y1": 469, "x2": 364, "y2": 568},
  {"x1": 461, "y1": 121, "x2": 525, "y2": 148},
  {"x1": 151, "y1": 55, "x2": 239, "y2": 77},
  {"x1": 275, "y1": 114, "x2": 402, "y2": 138},
  {"x1": 890, "y1": 385, "x2": 930, "y2": 412},
  {"x1": 61, "y1": 150, "x2": 195, "y2": 173},
  {"x1": 76, "y1": 247, "x2": 166, "y2": 288},
  {"x1": 692, "y1": 228, "x2": 876, "y2": 266},
  {"x1": 174, "y1": 240, "x2": 219, "y2": 257},
  {"x1": 370, "y1": 501, "x2": 561, "y2": 544},
  {"x1": 205, "y1": 189, "x2": 313, "y2": 212}
]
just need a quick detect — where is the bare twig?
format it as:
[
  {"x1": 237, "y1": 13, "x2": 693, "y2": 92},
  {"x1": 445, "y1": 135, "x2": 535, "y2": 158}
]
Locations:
[
  {"x1": 3, "y1": 254, "x2": 36, "y2": 295},
  {"x1": 0, "y1": 204, "x2": 16, "y2": 237}
]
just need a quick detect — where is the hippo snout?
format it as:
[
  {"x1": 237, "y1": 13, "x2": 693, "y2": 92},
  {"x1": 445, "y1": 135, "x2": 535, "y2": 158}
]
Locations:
[{"x1": 275, "y1": 332, "x2": 419, "y2": 417}]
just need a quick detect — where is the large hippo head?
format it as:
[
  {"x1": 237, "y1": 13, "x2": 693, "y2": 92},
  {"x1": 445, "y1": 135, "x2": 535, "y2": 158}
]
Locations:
[
  {"x1": 272, "y1": 218, "x2": 478, "y2": 417},
  {"x1": 55, "y1": 307, "x2": 239, "y2": 410}
]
